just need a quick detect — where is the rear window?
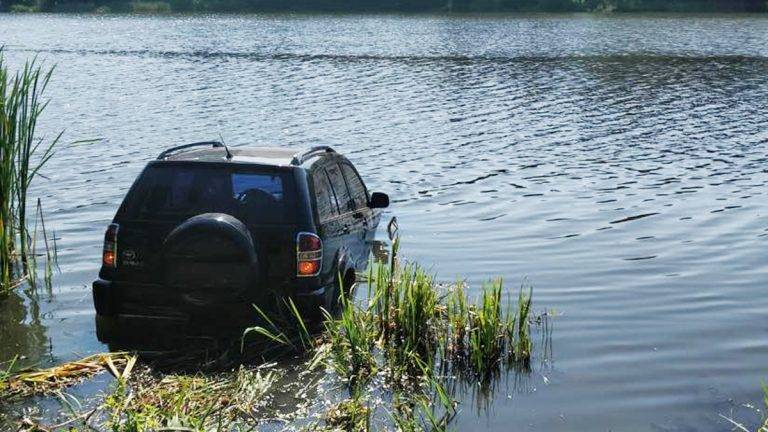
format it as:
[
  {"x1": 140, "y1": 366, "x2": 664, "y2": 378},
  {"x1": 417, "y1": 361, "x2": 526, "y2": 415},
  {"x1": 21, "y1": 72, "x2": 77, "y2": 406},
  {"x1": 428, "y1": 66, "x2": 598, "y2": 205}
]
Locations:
[{"x1": 119, "y1": 164, "x2": 296, "y2": 225}]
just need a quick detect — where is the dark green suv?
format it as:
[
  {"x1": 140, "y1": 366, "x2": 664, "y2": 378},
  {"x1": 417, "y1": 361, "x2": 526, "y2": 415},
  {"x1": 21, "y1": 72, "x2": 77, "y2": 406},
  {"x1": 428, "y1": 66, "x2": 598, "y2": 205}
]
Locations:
[{"x1": 93, "y1": 142, "x2": 389, "y2": 347}]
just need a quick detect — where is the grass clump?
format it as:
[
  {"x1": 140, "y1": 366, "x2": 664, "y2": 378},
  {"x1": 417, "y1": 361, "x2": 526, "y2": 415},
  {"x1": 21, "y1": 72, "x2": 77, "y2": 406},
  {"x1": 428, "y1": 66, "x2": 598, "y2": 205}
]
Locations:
[
  {"x1": 361, "y1": 240, "x2": 537, "y2": 383},
  {"x1": 321, "y1": 293, "x2": 377, "y2": 387},
  {"x1": 304, "y1": 239, "x2": 548, "y2": 429},
  {"x1": 104, "y1": 366, "x2": 280, "y2": 431},
  {"x1": 0, "y1": 50, "x2": 60, "y2": 294},
  {"x1": 465, "y1": 281, "x2": 505, "y2": 377}
]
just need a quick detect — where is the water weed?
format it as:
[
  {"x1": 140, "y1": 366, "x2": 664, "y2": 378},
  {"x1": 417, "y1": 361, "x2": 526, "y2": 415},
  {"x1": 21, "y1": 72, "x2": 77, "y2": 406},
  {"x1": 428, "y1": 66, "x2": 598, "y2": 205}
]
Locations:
[
  {"x1": 307, "y1": 239, "x2": 548, "y2": 428},
  {"x1": 0, "y1": 50, "x2": 61, "y2": 294},
  {"x1": 104, "y1": 364, "x2": 280, "y2": 431},
  {"x1": 5, "y1": 242, "x2": 550, "y2": 431},
  {"x1": 0, "y1": 352, "x2": 134, "y2": 400},
  {"x1": 321, "y1": 292, "x2": 377, "y2": 389}
]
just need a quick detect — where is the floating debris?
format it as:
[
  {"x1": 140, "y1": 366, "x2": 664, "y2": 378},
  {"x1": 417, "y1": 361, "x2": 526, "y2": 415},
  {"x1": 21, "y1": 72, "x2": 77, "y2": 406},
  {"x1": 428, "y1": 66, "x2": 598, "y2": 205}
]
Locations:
[{"x1": 0, "y1": 352, "x2": 135, "y2": 399}]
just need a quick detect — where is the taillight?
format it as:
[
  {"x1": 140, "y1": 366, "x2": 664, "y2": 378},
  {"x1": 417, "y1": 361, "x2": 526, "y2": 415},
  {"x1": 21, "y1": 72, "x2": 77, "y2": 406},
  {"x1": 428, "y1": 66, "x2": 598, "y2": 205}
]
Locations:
[
  {"x1": 102, "y1": 223, "x2": 119, "y2": 268},
  {"x1": 297, "y1": 232, "x2": 322, "y2": 277}
]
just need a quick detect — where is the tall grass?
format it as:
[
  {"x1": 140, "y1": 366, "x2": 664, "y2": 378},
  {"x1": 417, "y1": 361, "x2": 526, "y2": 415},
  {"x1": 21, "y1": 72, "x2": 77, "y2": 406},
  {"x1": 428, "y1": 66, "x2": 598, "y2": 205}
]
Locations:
[
  {"x1": 238, "y1": 239, "x2": 549, "y2": 430},
  {"x1": 0, "y1": 50, "x2": 59, "y2": 294},
  {"x1": 364, "y1": 248, "x2": 536, "y2": 381},
  {"x1": 0, "y1": 356, "x2": 17, "y2": 395},
  {"x1": 308, "y1": 240, "x2": 544, "y2": 428},
  {"x1": 322, "y1": 292, "x2": 377, "y2": 387}
]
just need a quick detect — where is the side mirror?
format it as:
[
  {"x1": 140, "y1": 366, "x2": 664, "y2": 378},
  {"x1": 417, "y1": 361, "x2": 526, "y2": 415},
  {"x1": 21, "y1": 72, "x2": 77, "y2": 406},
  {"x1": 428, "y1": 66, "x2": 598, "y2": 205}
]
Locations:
[{"x1": 368, "y1": 192, "x2": 389, "y2": 209}]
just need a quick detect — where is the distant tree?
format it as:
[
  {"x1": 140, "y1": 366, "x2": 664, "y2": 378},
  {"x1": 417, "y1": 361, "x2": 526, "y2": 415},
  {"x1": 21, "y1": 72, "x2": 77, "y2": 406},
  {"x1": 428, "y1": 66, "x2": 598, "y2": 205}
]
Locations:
[{"x1": 1, "y1": 0, "x2": 766, "y2": 14}]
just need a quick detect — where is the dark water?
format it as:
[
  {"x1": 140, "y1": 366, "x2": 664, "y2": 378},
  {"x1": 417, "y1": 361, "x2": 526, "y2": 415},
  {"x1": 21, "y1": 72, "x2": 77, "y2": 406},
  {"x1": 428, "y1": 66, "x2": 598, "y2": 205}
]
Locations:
[{"x1": 2, "y1": 13, "x2": 768, "y2": 430}]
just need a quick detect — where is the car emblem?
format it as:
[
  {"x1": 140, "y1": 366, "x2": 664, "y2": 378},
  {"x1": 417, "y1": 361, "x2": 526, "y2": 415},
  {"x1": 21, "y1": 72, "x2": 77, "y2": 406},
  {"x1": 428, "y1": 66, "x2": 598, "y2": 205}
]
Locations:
[{"x1": 122, "y1": 249, "x2": 142, "y2": 266}]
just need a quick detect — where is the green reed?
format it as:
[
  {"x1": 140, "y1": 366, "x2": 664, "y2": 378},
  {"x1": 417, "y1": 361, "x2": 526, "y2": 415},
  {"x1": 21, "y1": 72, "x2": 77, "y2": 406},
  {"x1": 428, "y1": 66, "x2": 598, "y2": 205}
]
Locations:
[
  {"x1": 513, "y1": 283, "x2": 533, "y2": 363},
  {"x1": 0, "y1": 356, "x2": 17, "y2": 394},
  {"x1": 321, "y1": 290, "x2": 377, "y2": 387},
  {"x1": 466, "y1": 280, "x2": 505, "y2": 377},
  {"x1": 0, "y1": 50, "x2": 59, "y2": 294},
  {"x1": 332, "y1": 241, "x2": 540, "y2": 383},
  {"x1": 241, "y1": 239, "x2": 547, "y2": 430}
]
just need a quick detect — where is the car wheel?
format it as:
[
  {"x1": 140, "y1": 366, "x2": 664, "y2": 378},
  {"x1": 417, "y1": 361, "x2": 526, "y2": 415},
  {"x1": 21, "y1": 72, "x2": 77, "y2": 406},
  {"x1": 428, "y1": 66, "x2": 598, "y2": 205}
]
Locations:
[{"x1": 328, "y1": 271, "x2": 356, "y2": 316}]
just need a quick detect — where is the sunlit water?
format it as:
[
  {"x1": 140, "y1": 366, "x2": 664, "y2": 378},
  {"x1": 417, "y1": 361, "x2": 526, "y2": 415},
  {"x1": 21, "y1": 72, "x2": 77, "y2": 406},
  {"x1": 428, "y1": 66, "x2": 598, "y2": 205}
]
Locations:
[{"x1": 1, "y1": 13, "x2": 768, "y2": 430}]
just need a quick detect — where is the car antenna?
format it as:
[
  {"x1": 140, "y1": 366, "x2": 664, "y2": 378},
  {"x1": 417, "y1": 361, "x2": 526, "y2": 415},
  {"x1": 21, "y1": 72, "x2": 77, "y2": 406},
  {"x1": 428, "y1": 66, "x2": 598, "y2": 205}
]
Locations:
[{"x1": 218, "y1": 133, "x2": 233, "y2": 160}]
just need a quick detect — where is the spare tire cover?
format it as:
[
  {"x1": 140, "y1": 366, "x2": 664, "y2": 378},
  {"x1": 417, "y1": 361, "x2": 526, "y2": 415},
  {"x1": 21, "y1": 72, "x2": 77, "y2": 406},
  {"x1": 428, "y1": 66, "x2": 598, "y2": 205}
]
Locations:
[{"x1": 162, "y1": 213, "x2": 258, "y2": 306}]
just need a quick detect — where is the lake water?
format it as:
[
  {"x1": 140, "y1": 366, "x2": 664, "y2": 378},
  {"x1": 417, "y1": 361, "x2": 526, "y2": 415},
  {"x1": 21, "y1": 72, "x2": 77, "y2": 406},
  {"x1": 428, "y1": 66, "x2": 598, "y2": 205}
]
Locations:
[{"x1": 2, "y1": 12, "x2": 768, "y2": 430}]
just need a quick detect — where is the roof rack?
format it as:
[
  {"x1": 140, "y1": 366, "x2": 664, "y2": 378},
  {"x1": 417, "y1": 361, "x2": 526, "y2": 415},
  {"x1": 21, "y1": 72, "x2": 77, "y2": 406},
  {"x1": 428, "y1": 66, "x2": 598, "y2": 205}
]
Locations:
[
  {"x1": 157, "y1": 141, "x2": 233, "y2": 160},
  {"x1": 290, "y1": 146, "x2": 336, "y2": 165}
]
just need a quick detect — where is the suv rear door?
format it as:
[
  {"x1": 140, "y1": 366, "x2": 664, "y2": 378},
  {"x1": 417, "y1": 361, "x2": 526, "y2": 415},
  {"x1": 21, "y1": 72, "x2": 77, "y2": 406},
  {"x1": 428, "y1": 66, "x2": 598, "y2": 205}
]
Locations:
[{"x1": 110, "y1": 162, "x2": 297, "y2": 287}]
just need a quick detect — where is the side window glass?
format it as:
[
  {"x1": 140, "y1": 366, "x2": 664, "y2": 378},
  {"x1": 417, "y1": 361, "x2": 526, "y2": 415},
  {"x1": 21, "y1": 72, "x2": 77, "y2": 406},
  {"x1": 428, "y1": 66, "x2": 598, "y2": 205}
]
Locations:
[
  {"x1": 341, "y1": 163, "x2": 368, "y2": 210},
  {"x1": 312, "y1": 169, "x2": 338, "y2": 222},
  {"x1": 326, "y1": 163, "x2": 354, "y2": 213}
]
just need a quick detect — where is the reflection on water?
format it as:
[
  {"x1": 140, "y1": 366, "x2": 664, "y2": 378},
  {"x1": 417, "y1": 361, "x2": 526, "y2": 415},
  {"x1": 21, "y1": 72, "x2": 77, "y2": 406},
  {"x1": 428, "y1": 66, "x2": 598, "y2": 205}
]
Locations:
[
  {"x1": 0, "y1": 289, "x2": 49, "y2": 367},
  {"x1": 0, "y1": 12, "x2": 767, "y2": 431}
]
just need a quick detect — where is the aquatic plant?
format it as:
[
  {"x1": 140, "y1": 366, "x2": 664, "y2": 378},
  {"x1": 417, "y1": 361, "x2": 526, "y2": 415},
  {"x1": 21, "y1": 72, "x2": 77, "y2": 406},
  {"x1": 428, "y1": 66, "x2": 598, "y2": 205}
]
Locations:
[
  {"x1": 323, "y1": 395, "x2": 371, "y2": 432},
  {"x1": 466, "y1": 280, "x2": 505, "y2": 377},
  {"x1": 0, "y1": 356, "x2": 17, "y2": 395},
  {"x1": 304, "y1": 240, "x2": 544, "y2": 429},
  {"x1": 365, "y1": 257, "x2": 535, "y2": 382},
  {"x1": 0, "y1": 352, "x2": 135, "y2": 400},
  {"x1": 4, "y1": 242, "x2": 549, "y2": 431},
  {"x1": 103, "y1": 364, "x2": 280, "y2": 431},
  {"x1": 0, "y1": 50, "x2": 60, "y2": 294},
  {"x1": 321, "y1": 291, "x2": 377, "y2": 388}
]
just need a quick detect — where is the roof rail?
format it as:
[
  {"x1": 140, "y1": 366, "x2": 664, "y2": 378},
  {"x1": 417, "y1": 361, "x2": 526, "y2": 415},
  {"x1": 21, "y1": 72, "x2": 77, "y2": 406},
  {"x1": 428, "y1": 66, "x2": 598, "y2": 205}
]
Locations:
[
  {"x1": 290, "y1": 146, "x2": 336, "y2": 165},
  {"x1": 157, "y1": 141, "x2": 226, "y2": 160}
]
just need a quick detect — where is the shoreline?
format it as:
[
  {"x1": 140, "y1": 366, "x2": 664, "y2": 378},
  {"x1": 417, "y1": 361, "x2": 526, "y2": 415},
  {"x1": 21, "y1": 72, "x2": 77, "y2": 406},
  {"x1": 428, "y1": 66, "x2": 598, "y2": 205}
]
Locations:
[{"x1": 2, "y1": 7, "x2": 768, "y2": 15}]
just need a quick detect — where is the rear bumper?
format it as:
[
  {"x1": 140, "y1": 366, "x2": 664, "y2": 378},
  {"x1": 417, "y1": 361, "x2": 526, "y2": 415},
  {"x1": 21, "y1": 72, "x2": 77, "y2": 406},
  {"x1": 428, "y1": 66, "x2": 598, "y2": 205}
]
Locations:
[
  {"x1": 93, "y1": 279, "x2": 329, "y2": 344},
  {"x1": 93, "y1": 279, "x2": 119, "y2": 316}
]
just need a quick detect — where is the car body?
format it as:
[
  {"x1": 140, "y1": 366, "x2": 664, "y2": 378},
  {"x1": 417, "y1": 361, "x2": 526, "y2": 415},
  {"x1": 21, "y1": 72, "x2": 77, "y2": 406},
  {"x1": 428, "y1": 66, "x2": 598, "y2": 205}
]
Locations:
[{"x1": 92, "y1": 142, "x2": 389, "y2": 348}]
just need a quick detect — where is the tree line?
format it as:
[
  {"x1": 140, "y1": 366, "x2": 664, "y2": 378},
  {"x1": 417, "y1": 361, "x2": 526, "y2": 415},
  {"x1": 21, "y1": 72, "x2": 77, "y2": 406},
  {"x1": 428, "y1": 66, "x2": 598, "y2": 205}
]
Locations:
[{"x1": 2, "y1": 0, "x2": 767, "y2": 16}]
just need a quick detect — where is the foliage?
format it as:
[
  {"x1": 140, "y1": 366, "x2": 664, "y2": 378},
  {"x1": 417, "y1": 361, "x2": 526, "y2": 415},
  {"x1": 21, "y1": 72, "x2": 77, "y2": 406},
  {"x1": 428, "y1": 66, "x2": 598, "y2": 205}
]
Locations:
[
  {"x1": 130, "y1": 1, "x2": 170, "y2": 12},
  {"x1": 1, "y1": 0, "x2": 766, "y2": 13}
]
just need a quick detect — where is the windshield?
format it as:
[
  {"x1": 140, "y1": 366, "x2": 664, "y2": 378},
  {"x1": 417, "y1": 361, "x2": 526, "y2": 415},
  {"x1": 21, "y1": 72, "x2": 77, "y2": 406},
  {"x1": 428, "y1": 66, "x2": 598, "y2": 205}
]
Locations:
[{"x1": 120, "y1": 164, "x2": 296, "y2": 225}]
